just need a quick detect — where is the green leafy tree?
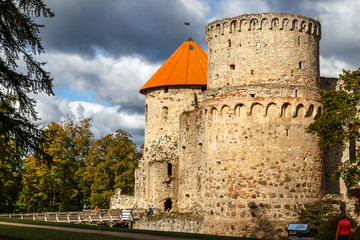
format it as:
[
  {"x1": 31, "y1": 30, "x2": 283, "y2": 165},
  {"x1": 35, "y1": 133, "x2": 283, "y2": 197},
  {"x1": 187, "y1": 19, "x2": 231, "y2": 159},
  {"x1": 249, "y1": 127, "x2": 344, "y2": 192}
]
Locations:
[
  {"x1": 84, "y1": 130, "x2": 139, "y2": 208},
  {"x1": 0, "y1": 136, "x2": 24, "y2": 213},
  {"x1": 16, "y1": 153, "x2": 56, "y2": 212},
  {"x1": 17, "y1": 118, "x2": 94, "y2": 212},
  {"x1": 0, "y1": 0, "x2": 54, "y2": 156},
  {"x1": 308, "y1": 68, "x2": 360, "y2": 192}
]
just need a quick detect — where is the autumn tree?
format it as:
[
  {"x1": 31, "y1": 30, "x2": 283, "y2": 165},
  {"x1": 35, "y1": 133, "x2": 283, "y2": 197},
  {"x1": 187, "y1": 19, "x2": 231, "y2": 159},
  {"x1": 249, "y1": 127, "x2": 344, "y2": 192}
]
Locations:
[
  {"x1": 308, "y1": 68, "x2": 360, "y2": 193},
  {"x1": 0, "y1": 0, "x2": 54, "y2": 156},
  {"x1": 17, "y1": 118, "x2": 94, "y2": 212},
  {"x1": 0, "y1": 136, "x2": 24, "y2": 213},
  {"x1": 84, "y1": 130, "x2": 139, "y2": 209}
]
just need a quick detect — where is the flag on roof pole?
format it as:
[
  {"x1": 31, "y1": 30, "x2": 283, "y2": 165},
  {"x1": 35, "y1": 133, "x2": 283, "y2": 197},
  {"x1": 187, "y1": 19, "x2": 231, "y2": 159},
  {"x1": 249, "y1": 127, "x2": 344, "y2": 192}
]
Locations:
[{"x1": 184, "y1": 22, "x2": 191, "y2": 40}]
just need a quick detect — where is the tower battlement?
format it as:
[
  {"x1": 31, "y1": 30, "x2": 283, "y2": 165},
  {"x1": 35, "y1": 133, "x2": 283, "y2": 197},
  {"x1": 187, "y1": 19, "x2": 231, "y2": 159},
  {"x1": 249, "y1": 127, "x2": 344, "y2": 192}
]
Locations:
[
  {"x1": 206, "y1": 13, "x2": 321, "y2": 41},
  {"x1": 205, "y1": 13, "x2": 321, "y2": 90}
]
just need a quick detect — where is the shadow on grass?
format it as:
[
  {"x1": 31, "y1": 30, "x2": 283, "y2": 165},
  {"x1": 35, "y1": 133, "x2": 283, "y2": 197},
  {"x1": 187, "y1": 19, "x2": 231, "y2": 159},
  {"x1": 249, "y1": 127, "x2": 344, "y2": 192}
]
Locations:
[{"x1": 0, "y1": 217, "x2": 263, "y2": 240}]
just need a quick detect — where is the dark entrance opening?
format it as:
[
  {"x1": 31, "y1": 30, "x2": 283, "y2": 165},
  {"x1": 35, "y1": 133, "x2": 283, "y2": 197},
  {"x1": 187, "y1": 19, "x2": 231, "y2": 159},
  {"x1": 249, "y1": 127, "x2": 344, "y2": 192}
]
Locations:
[{"x1": 164, "y1": 198, "x2": 172, "y2": 212}]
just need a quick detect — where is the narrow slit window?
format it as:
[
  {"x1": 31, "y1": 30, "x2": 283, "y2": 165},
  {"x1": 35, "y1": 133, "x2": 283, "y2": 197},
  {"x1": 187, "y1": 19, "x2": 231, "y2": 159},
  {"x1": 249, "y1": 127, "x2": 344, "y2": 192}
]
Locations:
[
  {"x1": 286, "y1": 129, "x2": 289, "y2": 136},
  {"x1": 167, "y1": 163, "x2": 173, "y2": 177},
  {"x1": 298, "y1": 36, "x2": 300, "y2": 45},
  {"x1": 251, "y1": 70, "x2": 254, "y2": 75},
  {"x1": 228, "y1": 39, "x2": 231, "y2": 47},
  {"x1": 299, "y1": 61, "x2": 302, "y2": 69},
  {"x1": 162, "y1": 106, "x2": 168, "y2": 120}
]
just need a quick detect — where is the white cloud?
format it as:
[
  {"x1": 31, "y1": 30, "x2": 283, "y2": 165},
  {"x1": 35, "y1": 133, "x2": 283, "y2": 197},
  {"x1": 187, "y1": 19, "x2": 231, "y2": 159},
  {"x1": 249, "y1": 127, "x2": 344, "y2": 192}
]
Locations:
[
  {"x1": 180, "y1": 0, "x2": 211, "y2": 21},
  {"x1": 320, "y1": 55, "x2": 353, "y2": 78},
  {"x1": 34, "y1": 93, "x2": 145, "y2": 146},
  {"x1": 41, "y1": 52, "x2": 160, "y2": 107},
  {"x1": 315, "y1": 0, "x2": 360, "y2": 64}
]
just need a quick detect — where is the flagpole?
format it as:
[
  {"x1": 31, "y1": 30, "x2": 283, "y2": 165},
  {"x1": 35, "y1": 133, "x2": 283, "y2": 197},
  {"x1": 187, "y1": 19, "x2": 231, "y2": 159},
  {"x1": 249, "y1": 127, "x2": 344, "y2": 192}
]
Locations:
[{"x1": 184, "y1": 22, "x2": 191, "y2": 40}]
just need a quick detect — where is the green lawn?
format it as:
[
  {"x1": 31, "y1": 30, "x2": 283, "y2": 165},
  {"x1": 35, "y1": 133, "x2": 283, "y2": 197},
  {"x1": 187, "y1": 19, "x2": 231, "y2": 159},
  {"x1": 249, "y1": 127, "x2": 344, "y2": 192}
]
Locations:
[
  {"x1": 0, "y1": 224, "x2": 131, "y2": 240},
  {"x1": 0, "y1": 217, "x2": 266, "y2": 240}
]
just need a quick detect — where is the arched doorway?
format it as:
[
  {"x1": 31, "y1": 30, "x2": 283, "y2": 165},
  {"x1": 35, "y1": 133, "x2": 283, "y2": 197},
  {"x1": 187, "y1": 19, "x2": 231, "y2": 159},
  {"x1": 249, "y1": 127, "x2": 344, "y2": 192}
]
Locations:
[{"x1": 164, "y1": 198, "x2": 172, "y2": 212}]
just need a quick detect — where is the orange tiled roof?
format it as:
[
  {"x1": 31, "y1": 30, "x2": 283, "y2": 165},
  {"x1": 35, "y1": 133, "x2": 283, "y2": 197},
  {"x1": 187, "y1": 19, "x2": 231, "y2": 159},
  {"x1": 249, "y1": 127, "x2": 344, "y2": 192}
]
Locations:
[{"x1": 140, "y1": 39, "x2": 207, "y2": 94}]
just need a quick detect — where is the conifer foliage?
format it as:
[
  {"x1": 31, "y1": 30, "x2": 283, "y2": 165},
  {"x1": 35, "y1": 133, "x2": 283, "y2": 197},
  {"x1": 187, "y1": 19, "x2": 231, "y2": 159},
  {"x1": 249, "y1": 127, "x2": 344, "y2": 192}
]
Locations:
[{"x1": 0, "y1": 0, "x2": 54, "y2": 155}]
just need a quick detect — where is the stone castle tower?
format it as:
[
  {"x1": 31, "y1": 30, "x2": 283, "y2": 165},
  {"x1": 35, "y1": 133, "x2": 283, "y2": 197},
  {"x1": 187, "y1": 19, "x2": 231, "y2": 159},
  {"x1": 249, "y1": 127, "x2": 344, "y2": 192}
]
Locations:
[
  {"x1": 201, "y1": 13, "x2": 323, "y2": 236},
  {"x1": 111, "y1": 13, "x2": 341, "y2": 238}
]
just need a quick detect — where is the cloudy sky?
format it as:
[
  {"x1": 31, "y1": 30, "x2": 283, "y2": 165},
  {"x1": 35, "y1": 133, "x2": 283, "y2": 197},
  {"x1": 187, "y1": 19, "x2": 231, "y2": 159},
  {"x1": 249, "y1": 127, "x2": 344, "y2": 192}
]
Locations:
[{"x1": 34, "y1": 0, "x2": 360, "y2": 146}]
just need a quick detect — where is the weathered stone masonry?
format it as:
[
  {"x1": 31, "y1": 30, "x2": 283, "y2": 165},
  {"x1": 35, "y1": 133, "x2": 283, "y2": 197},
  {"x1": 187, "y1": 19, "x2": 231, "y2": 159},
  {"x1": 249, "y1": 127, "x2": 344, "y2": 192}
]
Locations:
[{"x1": 111, "y1": 13, "x2": 345, "y2": 239}]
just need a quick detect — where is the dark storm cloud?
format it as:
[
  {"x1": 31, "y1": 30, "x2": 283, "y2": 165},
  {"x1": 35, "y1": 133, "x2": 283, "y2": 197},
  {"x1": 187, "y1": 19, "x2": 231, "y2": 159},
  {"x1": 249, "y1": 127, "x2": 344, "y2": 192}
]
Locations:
[{"x1": 41, "y1": 0, "x2": 208, "y2": 62}]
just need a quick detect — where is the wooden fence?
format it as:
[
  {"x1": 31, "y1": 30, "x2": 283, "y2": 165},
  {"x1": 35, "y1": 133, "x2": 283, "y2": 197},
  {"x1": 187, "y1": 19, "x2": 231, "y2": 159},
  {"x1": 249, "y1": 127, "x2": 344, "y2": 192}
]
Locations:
[{"x1": 0, "y1": 209, "x2": 147, "y2": 227}]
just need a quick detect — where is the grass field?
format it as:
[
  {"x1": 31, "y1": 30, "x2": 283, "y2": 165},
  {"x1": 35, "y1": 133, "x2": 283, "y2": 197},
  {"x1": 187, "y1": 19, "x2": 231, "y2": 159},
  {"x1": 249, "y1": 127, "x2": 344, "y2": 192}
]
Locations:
[
  {"x1": 0, "y1": 217, "x2": 266, "y2": 240},
  {"x1": 0, "y1": 224, "x2": 131, "y2": 240}
]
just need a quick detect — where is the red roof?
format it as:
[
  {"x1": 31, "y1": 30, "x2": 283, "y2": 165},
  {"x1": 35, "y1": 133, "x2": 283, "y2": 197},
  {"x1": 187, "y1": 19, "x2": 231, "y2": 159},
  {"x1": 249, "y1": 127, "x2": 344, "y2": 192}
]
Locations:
[{"x1": 140, "y1": 39, "x2": 207, "y2": 94}]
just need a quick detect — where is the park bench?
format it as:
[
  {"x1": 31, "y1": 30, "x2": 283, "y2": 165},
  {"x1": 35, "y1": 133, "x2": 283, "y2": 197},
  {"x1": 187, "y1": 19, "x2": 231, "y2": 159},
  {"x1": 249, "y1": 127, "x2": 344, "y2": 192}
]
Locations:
[{"x1": 120, "y1": 209, "x2": 133, "y2": 228}]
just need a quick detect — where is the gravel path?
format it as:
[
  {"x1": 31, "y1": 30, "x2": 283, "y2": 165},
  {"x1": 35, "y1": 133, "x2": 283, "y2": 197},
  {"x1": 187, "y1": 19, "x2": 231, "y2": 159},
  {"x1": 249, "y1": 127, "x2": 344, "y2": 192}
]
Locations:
[{"x1": 0, "y1": 221, "x2": 200, "y2": 240}]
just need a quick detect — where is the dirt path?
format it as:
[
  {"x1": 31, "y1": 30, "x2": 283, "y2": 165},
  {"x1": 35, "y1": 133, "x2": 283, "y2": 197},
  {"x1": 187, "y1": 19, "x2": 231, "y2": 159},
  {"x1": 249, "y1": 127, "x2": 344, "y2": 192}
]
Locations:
[{"x1": 0, "y1": 221, "x2": 200, "y2": 240}]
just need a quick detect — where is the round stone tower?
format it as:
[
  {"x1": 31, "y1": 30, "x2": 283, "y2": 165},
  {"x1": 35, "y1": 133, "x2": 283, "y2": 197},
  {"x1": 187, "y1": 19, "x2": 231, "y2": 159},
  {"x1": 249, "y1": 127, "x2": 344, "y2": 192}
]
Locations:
[
  {"x1": 202, "y1": 13, "x2": 324, "y2": 238},
  {"x1": 138, "y1": 39, "x2": 207, "y2": 211}
]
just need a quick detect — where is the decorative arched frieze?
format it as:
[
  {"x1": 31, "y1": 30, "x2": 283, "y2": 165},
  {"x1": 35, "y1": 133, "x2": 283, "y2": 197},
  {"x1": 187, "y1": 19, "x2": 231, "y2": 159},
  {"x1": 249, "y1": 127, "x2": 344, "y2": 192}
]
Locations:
[
  {"x1": 293, "y1": 104, "x2": 305, "y2": 118},
  {"x1": 215, "y1": 23, "x2": 221, "y2": 37},
  {"x1": 266, "y1": 102, "x2": 277, "y2": 117},
  {"x1": 234, "y1": 104, "x2": 245, "y2": 117},
  {"x1": 281, "y1": 103, "x2": 291, "y2": 118},
  {"x1": 250, "y1": 18, "x2": 259, "y2": 30},
  {"x1": 305, "y1": 104, "x2": 314, "y2": 118},
  {"x1": 221, "y1": 105, "x2": 231, "y2": 118},
  {"x1": 300, "y1": 21, "x2": 306, "y2": 32},
  {"x1": 250, "y1": 102, "x2": 263, "y2": 116},
  {"x1": 230, "y1": 20, "x2": 237, "y2": 33},
  {"x1": 260, "y1": 18, "x2": 270, "y2": 30},
  {"x1": 307, "y1": 22, "x2": 313, "y2": 34},
  {"x1": 314, "y1": 106, "x2": 322, "y2": 120},
  {"x1": 281, "y1": 18, "x2": 290, "y2": 30},
  {"x1": 222, "y1": 21, "x2": 229, "y2": 35},
  {"x1": 291, "y1": 19, "x2": 299, "y2": 30},
  {"x1": 271, "y1": 18, "x2": 279, "y2": 29},
  {"x1": 239, "y1": 19, "x2": 248, "y2": 32}
]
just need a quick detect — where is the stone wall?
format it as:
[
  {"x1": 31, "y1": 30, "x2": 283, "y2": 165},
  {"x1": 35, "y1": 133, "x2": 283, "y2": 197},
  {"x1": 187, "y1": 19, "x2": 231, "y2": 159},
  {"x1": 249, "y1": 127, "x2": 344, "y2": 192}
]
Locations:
[
  {"x1": 110, "y1": 189, "x2": 136, "y2": 209},
  {"x1": 134, "y1": 216, "x2": 204, "y2": 234},
  {"x1": 141, "y1": 86, "x2": 204, "y2": 211},
  {"x1": 178, "y1": 109, "x2": 205, "y2": 214}
]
